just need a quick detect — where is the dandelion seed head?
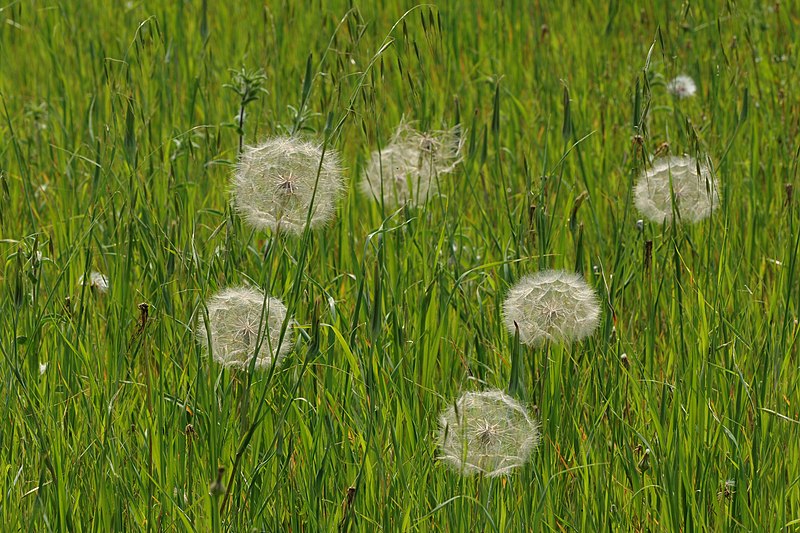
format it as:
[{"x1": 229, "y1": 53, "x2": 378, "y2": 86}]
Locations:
[
  {"x1": 667, "y1": 75, "x2": 697, "y2": 99},
  {"x1": 196, "y1": 286, "x2": 294, "y2": 370},
  {"x1": 360, "y1": 123, "x2": 462, "y2": 208},
  {"x1": 633, "y1": 155, "x2": 720, "y2": 224},
  {"x1": 232, "y1": 136, "x2": 345, "y2": 235},
  {"x1": 438, "y1": 390, "x2": 539, "y2": 477},
  {"x1": 79, "y1": 271, "x2": 110, "y2": 294},
  {"x1": 502, "y1": 270, "x2": 600, "y2": 346}
]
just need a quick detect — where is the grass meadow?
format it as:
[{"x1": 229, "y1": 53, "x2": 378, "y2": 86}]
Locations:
[{"x1": 2, "y1": 0, "x2": 799, "y2": 530}]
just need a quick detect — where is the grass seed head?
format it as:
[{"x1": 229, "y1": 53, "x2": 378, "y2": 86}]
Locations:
[
  {"x1": 232, "y1": 136, "x2": 345, "y2": 235},
  {"x1": 196, "y1": 286, "x2": 294, "y2": 370},
  {"x1": 667, "y1": 74, "x2": 697, "y2": 98},
  {"x1": 360, "y1": 122, "x2": 462, "y2": 208},
  {"x1": 633, "y1": 155, "x2": 720, "y2": 224},
  {"x1": 502, "y1": 270, "x2": 601, "y2": 346},
  {"x1": 438, "y1": 390, "x2": 539, "y2": 477}
]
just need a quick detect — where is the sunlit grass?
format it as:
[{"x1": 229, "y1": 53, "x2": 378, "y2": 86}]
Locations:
[{"x1": 1, "y1": 1, "x2": 798, "y2": 530}]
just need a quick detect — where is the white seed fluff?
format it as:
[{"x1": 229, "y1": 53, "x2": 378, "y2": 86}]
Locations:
[
  {"x1": 232, "y1": 136, "x2": 345, "y2": 235},
  {"x1": 633, "y1": 155, "x2": 720, "y2": 224},
  {"x1": 79, "y1": 271, "x2": 110, "y2": 294},
  {"x1": 438, "y1": 390, "x2": 539, "y2": 477},
  {"x1": 667, "y1": 74, "x2": 697, "y2": 99},
  {"x1": 196, "y1": 286, "x2": 294, "y2": 370},
  {"x1": 502, "y1": 270, "x2": 601, "y2": 346},
  {"x1": 360, "y1": 123, "x2": 462, "y2": 208}
]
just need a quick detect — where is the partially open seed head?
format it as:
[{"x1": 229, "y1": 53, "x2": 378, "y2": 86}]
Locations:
[{"x1": 360, "y1": 122, "x2": 462, "y2": 208}]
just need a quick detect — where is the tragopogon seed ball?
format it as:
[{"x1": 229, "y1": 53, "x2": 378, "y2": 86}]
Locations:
[
  {"x1": 79, "y1": 271, "x2": 110, "y2": 294},
  {"x1": 502, "y1": 270, "x2": 600, "y2": 346},
  {"x1": 633, "y1": 155, "x2": 720, "y2": 224},
  {"x1": 438, "y1": 390, "x2": 539, "y2": 477},
  {"x1": 360, "y1": 122, "x2": 462, "y2": 208},
  {"x1": 197, "y1": 286, "x2": 294, "y2": 370},
  {"x1": 667, "y1": 74, "x2": 697, "y2": 99},
  {"x1": 232, "y1": 136, "x2": 345, "y2": 235}
]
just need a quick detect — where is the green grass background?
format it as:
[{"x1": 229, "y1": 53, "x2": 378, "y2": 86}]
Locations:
[{"x1": 1, "y1": 0, "x2": 799, "y2": 530}]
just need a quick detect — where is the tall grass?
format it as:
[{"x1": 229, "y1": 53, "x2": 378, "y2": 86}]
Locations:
[{"x1": 1, "y1": 1, "x2": 798, "y2": 530}]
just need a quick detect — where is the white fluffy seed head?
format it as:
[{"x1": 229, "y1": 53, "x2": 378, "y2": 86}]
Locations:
[
  {"x1": 502, "y1": 270, "x2": 601, "y2": 347},
  {"x1": 232, "y1": 136, "x2": 345, "y2": 235},
  {"x1": 196, "y1": 286, "x2": 294, "y2": 370},
  {"x1": 360, "y1": 123, "x2": 462, "y2": 208},
  {"x1": 633, "y1": 155, "x2": 720, "y2": 224},
  {"x1": 667, "y1": 75, "x2": 697, "y2": 99},
  {"x1": 79, "y1": 271, "x2": 110, "y2": 294},
  {"x1": 438, "y1": 390, "x2": 539, "y2": 478}
]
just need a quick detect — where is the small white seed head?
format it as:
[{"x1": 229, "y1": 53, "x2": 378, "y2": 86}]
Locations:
[
  {"x1": 438, "y1": 390, "x2": 539, "y2": 477},
  {"x1": 667, "y1": 75, "x2": 697, "y2": 99},
  {"x1": 79, "y1": 271, "x2": 110, "y2": 294}
]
